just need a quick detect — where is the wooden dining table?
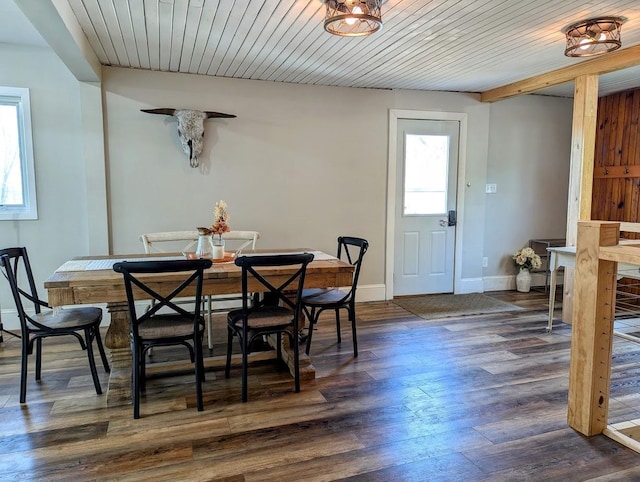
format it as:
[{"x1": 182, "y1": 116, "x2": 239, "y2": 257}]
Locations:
[{"x1": 44, "y1": 249, "x2": 354, "y2": 406}]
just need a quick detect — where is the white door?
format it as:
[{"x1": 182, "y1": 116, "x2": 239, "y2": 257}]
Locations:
[{"x1": 394, "y1": 119, "x2": 459, "y2": 296}]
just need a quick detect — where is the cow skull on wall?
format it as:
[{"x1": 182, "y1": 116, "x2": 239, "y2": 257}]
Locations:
[{"x1": 141, "y1": 108, "x2": 236, "y2": 167}]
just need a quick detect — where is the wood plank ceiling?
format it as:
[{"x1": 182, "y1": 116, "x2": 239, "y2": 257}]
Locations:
[{"x1": 61, "y1": 1, "x2": 640, "y2": 98}]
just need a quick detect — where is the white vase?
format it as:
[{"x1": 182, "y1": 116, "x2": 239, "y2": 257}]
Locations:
[
  {"x1": 516, "y1": 267, "x2": 532, "y2": 292},
  {"x1": 195, "y1": 233, "x2": 213, "y2": 258},
  {"x1": 212, "y1": 235, "x2": 225, "y2": 260}
]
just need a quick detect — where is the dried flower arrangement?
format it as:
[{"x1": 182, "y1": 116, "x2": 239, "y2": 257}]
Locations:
[{"x1": 211, "y1": 200, "x2": 231, "y2": 237}]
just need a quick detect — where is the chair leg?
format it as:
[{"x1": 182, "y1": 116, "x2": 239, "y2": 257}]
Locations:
[
  {"x1": 207, "y1": 296, "x2": 213, "y2": 351},
  {"x1": 133, "y1": 345, "x2": 141, "y2": 419},
  {"x1": 241, "y1": 333, "x2": 248, "y2": 403},
  {"x1": 94, "y1": 326, "x2": 111, "y2": 373},
  {"x1": 85, "y1": 328, "x2": 102, "y2": 395},
  {"x1": 140, "y1": 346, "x2": 147, "y2": 392},
  {"x1": 292, "y1": 331, "x2": 300, "y2": 394},
  {"x1": 225, "y1": 327, "x2": 233, "y2": 379},
  {"x1": 350, "y1": 308, "x2": 358, "y2": 358},
  {"x1": 19, "y1": 336, "x2": 29, "y2": 403},
  {"x1": 197, "y1": 332, "x2": 206, "y2": 382},
  {"x1": 35, "y1": 337, "x2": 42, "y2": 381},
  {"x1": 305, "y1": 307, "x2": 317, "y2": 356},
  {"x1": 194, "y1": 334, "x2": 204, "y2": 412},
  {"x1": 335, "y1": 309, "x2": 342, "y2": 344}
]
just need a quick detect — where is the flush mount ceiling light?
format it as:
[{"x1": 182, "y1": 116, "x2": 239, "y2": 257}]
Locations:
[
  {"x1": 321, "y1": 0, "x2": 385, "y2": 37},
  {"x1": 564, "y1": 16, "x2": 624, "y2": 57}
]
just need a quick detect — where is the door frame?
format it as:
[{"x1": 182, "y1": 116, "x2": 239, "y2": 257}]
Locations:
[{"x1": 386, "y1": 109, "x2": 468, "y2": 300}]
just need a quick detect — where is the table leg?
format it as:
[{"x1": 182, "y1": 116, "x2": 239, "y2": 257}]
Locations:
[
  {"x1": 547, "y1": 252, "x2": 558, "y2": 333},
  {"x1": 104, "y1": 302, "x2": 132, "y2": 406},
  {"x1": 259, "y1": 293, "x2": 315, "y2": 380},
  {"x1": 266, "y1": 334, "x2": 316, "y2": 381}
]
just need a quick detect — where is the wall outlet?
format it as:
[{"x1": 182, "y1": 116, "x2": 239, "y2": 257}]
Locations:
[
  {"x1": 482, "y1": 257, "x2": 488, "y2": 268},
  {"x1": 485, "y1": 183, "x2": 497, "y2": 194}
]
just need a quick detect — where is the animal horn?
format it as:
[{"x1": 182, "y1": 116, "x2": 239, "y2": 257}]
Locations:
[
  {"x1": 204, "y1": 111, "x2": 236, "y2": 119},
  {"x1": 141, "y1": 108, "x2": 177, "y2": 116}
]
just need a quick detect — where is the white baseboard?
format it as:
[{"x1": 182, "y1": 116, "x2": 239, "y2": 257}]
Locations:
[
  {"x1": 483, "y1": 272, "x2": 554, "y2": 292},
  {"x1": 356, "y1": 284, "x2": 386, "y2": 302},
  {"x1": 0, "y1": 309, "x2": 19, "y2": 331},
  {"x1": 457, "y1": 277, "x2": 484, "y2": 294},
  {"x1": 483, "y1": 275, "x2": 514, "y2": 292}
]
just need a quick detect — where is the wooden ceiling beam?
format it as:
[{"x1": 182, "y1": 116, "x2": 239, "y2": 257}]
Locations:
[{"x1": 480, "y1": 44, "x2": 640, "y2": 103}]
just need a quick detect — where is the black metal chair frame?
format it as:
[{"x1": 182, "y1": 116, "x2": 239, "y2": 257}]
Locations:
[
  {"x1": 0, "y1": 247, "x2": 110, "y2": 403},
  {"x1": 301, "y1": 236, "x2": 369, "y2": 357},
  {"x1": 225, "y1": 253, "x2": 314, "y2": 402},
  {"x1": 113, "y1": 258, "x2": 212, "y2": 419}
]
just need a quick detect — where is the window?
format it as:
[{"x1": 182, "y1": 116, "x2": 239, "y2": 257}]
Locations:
[
  {"x1": 0, "y1": 87, "x2": 37, "y2": 220},
  {"x1": 403, "y1": 133, "x2": 449, "y2": 215}
]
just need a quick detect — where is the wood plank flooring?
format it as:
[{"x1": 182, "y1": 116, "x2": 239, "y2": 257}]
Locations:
[{"x1": 2, "y1": 289, "x2": 640, "y2": 480}]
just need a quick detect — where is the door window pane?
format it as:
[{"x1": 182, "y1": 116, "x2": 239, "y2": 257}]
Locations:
[{"x1": 403, "y1": 134, "x2": 449, "y2": 215}]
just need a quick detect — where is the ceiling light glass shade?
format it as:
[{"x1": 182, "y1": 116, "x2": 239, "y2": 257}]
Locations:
[
  {"x1": 322, "y1": 0, "x2": 384, "y2": 37},
  {"x1": 564, "y1": 16, "x2": 623, "y2": 57}
]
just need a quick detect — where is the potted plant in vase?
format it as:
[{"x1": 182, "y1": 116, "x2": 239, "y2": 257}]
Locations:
[{"x1": 512, "y1": 246, "x2": 542, "y2": 292}]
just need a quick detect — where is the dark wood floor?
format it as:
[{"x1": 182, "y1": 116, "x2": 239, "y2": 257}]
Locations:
[{"x1": 2, "y1": 289, "x2": 640, "y2": 481}]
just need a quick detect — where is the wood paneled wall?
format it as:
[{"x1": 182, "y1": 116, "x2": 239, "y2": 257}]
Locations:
[
  {"x1": 592, "y1": 89, "x2": 640, "y2": 298},
  {"x1": 592, "y1": 89, "x2": 640, "y2": 226}
]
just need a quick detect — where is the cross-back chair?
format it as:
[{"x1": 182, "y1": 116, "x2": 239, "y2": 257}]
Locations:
[
  {"x1": 301, "y1": 236, "x2": 369, "y2": 357},
  {"x1": 139, "y1": 230, "x2": 260, "y2": 350},
  {"x1": 112, "y1": 258, "x2": 212, "y2": 419},
  {"x1": 0, "y1": 247, "x2": 110, "y2": 403},
  {"x1": 225, "y1": 252, "x2": 314, "y2": 402}
]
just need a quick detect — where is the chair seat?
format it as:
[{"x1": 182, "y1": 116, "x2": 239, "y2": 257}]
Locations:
[
  {"x1": 301, "y1": 288, "x2": 348, "y2": 306},
  {"x1": 138, "y1": 315, "x2": 204, "y2": 339},
  {"x1": 29, "y1": 307, "x2": 102, "y2": 331},
  {"x1": 228, "y1": 306, "x2": 294, "y2": 330}
]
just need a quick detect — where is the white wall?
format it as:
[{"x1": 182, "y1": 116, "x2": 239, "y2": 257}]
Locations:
[
  {"x1": 0, "y1": 44, "x2": 90, "y2": 317},
  {"x1": 484, "y1": 95, "x2": 573, "y2": 289}
]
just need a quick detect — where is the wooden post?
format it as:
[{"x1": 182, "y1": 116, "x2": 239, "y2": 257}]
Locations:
[
  {"x1": 563, "y1": 74, "x2": 599, "y2": 324},
  {"x1": 567, "y1": 221, "x2": 619, "y2": 435}
]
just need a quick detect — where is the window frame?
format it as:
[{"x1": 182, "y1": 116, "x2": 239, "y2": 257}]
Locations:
[{"x1": 0, "y1": 86, "x2": 37, "y2": 220}]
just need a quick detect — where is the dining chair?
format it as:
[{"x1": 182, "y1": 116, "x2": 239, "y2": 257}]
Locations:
[
  {"x1": 0, "y1": 247, "x2": 110, "y2": 403},
  {"x1": 139, "y1": 230, "x2": 260, "y2": 350},
  {"x1": 112, "y1": 258, "x2": 212, "y2": 419},
  {"x1": 225, "y1": 252, "x2": 314, "y2": 402},
  {"x1": 301, "y1": 236, "x2": 369, "y2": 357}
]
